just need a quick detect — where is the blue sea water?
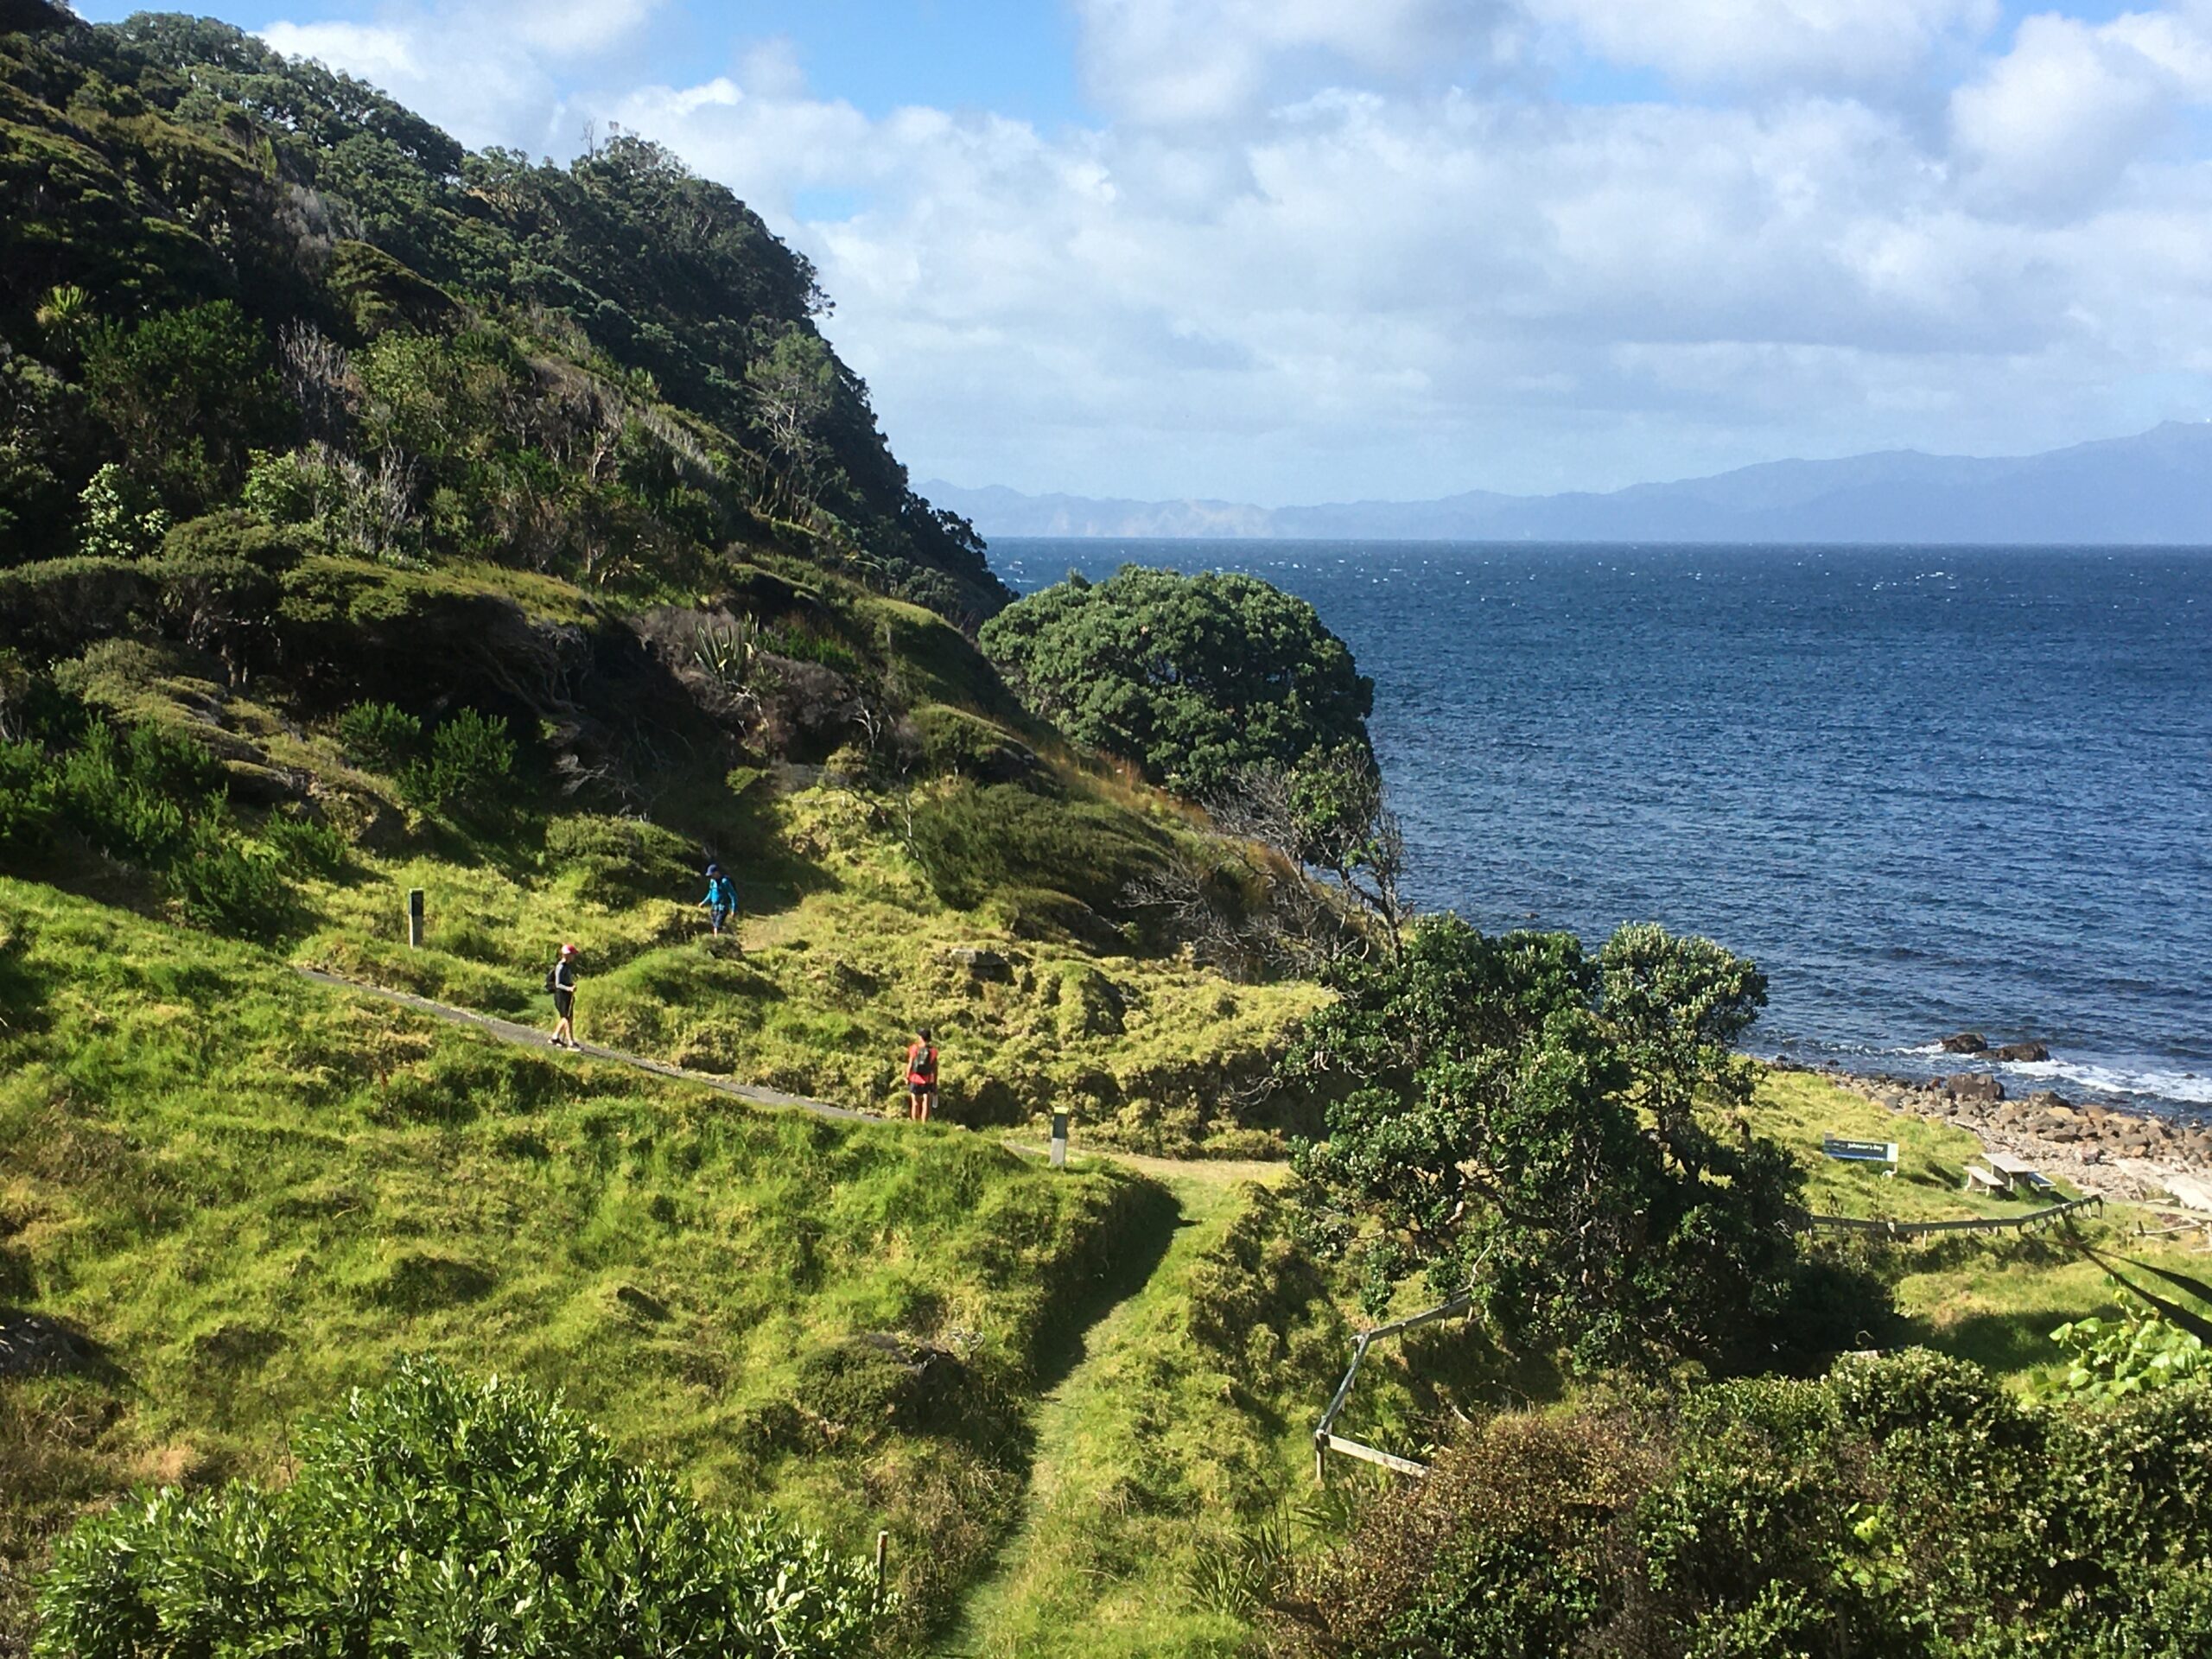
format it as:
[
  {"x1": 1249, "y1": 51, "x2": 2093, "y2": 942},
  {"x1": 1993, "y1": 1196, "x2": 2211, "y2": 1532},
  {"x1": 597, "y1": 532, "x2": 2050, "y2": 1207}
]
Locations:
[{"x1": 994, "y1": 540, "x2": 2212, "y2": 1116}]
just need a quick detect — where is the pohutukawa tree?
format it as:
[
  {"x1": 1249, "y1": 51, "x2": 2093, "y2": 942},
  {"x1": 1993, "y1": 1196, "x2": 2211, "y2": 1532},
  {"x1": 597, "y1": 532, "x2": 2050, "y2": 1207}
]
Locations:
[
  {"x1": 1285, "y1": 914, "x2": 1802, "y2": 1372},
  {"x1": 978, "y1": 564, "x2": 1375, "y2": 799}
]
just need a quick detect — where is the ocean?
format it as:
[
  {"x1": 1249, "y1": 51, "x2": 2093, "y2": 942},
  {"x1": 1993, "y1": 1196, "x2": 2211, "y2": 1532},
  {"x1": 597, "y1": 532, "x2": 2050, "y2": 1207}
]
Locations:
[{"x1": 993, "y1": 540, "x2": 2212, "y2": 1117}]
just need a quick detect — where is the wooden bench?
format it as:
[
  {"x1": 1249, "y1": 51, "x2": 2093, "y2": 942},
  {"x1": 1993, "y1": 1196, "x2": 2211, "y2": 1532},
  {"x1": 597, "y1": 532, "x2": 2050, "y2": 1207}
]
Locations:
[
  {"x1": 1823, "y1": 1135, "x2": 1898, "y2": 1176},
  {"x1": 1964, "y1": 1163, "x2": 2007, "y2": 1195}
]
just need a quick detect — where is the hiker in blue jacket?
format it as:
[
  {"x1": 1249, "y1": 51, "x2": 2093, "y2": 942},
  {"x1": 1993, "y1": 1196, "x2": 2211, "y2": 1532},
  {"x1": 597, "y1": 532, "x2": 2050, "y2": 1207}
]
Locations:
[{"x1": 699, "y1": 862, "x2": 738, "y2": 938}]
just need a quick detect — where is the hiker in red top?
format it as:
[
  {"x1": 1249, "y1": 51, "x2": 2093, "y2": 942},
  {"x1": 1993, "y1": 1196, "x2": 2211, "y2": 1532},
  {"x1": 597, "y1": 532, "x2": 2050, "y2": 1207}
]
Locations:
[{"x1": 906, "y1": 1029, "x2": 938, "y2": 1122}]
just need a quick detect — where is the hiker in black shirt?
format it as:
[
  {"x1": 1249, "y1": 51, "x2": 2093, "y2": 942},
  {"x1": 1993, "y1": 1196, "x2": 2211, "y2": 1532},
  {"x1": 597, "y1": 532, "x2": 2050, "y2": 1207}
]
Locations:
[{"x1": 548, "y1": 943, "x2": 579, "y2": 1049}]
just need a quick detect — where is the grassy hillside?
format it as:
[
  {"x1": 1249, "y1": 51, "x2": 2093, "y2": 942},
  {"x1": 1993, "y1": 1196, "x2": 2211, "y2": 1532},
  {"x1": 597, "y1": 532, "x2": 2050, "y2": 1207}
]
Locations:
[
  {"x1": 0, "y1": 8, "x2": 1338, "y2": 1157},
  {"x1": 5, "y1": 10, "x2": 2208, "y2": 1657},
  {"x1": 0, "y1": 875, "x2": 1181, "y2": 1647}
]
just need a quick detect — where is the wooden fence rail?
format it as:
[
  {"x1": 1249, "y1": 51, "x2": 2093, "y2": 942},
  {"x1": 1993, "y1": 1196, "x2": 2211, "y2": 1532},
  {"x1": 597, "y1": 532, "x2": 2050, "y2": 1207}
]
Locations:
[
  {"x1": 1800, "y1": 1195, "x2": 2102, "y2": 1240},
  {"x1": 1313, "y1": 1196, "x2": 2106, "y2": 1483},
  {"x1": 1313, "y1": 1292, "x2": 1473, "y2": 1482}
]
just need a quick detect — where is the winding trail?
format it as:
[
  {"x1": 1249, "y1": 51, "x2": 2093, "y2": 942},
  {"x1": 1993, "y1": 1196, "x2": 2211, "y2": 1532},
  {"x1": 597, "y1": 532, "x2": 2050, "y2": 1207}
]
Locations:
[
  {"x1": 935, "y1": 1171, "x2": 1261, "y2": 1659},
  {"x1": 293, "y1": 968, "x2": 1282, "y2": 1184},
  {"x1": 297, "y1": 964, "x2": 1289, "y2": 1654}
]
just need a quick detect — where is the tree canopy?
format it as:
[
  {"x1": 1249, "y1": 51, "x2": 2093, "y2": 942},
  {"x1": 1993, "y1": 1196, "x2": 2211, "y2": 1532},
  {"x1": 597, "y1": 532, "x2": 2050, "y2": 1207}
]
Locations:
[
  {"x1": 1285, "y1": 914, "x2": 1804, "y2": 1372},
  {"x1": 978, "y1": 565, "x2": 1374, "y2": 798}
]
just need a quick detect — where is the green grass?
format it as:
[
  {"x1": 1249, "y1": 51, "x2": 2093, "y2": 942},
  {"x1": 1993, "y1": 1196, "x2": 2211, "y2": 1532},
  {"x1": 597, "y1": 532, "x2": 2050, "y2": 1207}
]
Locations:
[
  {"x1": 291, "y1": 785, "x2": 1325, "y2": 1156},
  {"x1": 942, "y1": 1174, "x2": 1351, "y2": 1658},
  {"x1": 0, "y1": 876, "x2": 1166, "y2": 1648},
  {"x1": 1751, "y1": 1068, "x2": 2210, "y2": 1389},
  {"x1": 7, "y1": 851, "x2": 2203, "y2": 1655}
]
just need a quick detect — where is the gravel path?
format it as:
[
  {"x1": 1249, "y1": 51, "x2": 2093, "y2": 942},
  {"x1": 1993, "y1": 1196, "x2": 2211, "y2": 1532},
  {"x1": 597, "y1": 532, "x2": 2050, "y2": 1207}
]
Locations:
[{"x1": 295, "y1": 967, "x2": 874, "y2": 1122}]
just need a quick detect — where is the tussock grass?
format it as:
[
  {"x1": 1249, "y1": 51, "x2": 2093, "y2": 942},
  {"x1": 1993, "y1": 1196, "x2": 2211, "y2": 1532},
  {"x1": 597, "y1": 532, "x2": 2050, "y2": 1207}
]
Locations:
[
  {"x1": 0, "y1": 876, "x2": 1166, "y2": 1644},
  {"x1": 294, "y1": 785, "x2": 1325, "y2": 1156}
]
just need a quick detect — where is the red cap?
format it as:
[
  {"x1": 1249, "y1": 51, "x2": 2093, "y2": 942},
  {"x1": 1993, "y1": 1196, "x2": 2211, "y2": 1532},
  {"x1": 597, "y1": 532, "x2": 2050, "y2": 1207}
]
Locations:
[{"x1": 560, "y1": 943, "x2": 578, "y2": 957}]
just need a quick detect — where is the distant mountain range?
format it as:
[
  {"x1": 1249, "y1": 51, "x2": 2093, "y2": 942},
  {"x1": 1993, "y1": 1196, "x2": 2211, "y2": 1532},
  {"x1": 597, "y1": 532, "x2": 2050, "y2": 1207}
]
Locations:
[{"x1": 927, "y1": 423, "x2": 2212, "y2": 543}]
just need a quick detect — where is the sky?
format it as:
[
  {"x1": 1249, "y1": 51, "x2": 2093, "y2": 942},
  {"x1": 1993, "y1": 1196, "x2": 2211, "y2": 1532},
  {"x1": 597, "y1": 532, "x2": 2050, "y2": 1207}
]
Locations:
[{"x1": 67, "y1": 0, "x2": 2212, "y2": 503}]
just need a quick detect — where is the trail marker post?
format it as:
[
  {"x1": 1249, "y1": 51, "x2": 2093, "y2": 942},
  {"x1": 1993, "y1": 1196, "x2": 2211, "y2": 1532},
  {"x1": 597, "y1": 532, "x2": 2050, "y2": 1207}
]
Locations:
[
  {"x1": 406, "y1": 888, "x2": 424, "y2": 948},
  {"x1": 1050, "y1": 1111, "x2": 1069, "y2": 1167},
  {"x1": 874, "y1": 1529, "x2": 888, "y2": 1601}
]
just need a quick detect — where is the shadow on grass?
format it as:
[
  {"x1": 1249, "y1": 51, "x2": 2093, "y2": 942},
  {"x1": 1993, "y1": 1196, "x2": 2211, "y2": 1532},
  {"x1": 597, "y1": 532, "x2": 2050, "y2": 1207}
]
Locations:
[
  {"x1": 0, "y1": 1308, "x2": 129, "y2": 1389},
  {"x1": 1025, "y1": 1175, "x2": 1185, "y2": 1397},
  {"x1": 2073, "y1": 1243, "x2": 2212, "y2": 1346},
  {"x1": 1897, "y1": 1307, "x2": 2065, "y2": 1377}
]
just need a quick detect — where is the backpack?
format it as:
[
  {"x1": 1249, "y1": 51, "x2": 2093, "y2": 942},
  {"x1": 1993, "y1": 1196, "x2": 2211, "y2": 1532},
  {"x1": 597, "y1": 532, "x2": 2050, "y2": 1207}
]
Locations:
[{"x1": 543, "y1": 965, "x2": 559, "y2": 994}]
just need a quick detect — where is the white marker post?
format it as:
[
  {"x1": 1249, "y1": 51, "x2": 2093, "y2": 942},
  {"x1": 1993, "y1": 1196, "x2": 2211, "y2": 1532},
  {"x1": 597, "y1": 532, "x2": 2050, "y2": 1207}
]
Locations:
[{"x1": 1050, "y1": 1111, "x2": 1069, "y2": 1168}]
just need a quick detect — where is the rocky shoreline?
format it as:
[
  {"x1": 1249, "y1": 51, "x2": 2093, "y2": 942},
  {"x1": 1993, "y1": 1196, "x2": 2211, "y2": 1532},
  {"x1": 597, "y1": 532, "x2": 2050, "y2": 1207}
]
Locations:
[{"x1": 1791, "y1": 1061, "x2": 2212, "y2": 1211}]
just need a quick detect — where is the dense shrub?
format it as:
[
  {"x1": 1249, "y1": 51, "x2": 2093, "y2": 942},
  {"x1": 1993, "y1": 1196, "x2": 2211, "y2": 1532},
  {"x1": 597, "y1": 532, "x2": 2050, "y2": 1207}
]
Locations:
[
  {"x1": 0, "y1": 738, "x2": 58, "y2": 852},
  {"x1": 80, "y1": 301, "x2": 286, "y2": 513},
  {"x1": 33, "y1": 1357, "x2": 887, "y2": 1657},
  {"x1": 396, "y1": 709, "x2": 515, "y2": 818},
  {"x1": 1286, "y1": 915, "x2": 1804, "y2": 1370},
  {"x1": 261, "y1": 812, "x2": 349, "y2": 878},
  {"x1": 979, "y1": 566, "x2": 1374, "y2": 797},
  {"x1": 908, "y1": 779, "x2": 1167, "y2": 917},
  {"x1": 73, "y1": 465, "x2": 168, "y2": 561},
  {"x1": 1275, "y1": 1352, "x2": 2212, "y2": 1659},
  {"x1": 0, "y1": 558, "x2": 157, "y2": 662},
  {"x1": 53, "y1": 721, "x2": 215, "y2": 866},
  {"x1": 333, "y1": 698, "x2": 422, "y2": 770},
  {"x1": 168, "y1": 821, "x2": 293, "y2": 938}
]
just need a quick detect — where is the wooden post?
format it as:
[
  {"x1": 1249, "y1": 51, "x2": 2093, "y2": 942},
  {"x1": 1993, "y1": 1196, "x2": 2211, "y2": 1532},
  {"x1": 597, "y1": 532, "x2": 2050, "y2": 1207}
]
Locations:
[
  {"x1": 406, "y1": 888, "x2": 424, "y2": 948},
  {"x1": 1049, "y1": 1111, "x2": 1069, "y2": 1168},
  {"x1": 874, "y1": 1529, "x2": 888, "y2": 1601}
]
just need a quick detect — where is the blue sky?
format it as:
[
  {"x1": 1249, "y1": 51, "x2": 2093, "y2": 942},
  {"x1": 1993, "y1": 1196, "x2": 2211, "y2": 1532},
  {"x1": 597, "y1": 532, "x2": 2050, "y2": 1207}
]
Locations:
[{"x1": 69, "y1": 1, "x2": 2212, "y2": 504}]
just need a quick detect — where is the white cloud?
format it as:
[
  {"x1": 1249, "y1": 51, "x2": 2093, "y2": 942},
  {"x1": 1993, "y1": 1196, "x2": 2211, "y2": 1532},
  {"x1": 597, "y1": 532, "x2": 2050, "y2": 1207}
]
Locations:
[
  {"x1": 259, "y1": 19, "x2": 422, "y2": 85},
  {"x1": 250, "y1": 0, "x2": 2212, "y2": 499},
  {"x1": 1951, "y1": 10, "x2": 2212, "y2": 216},
  {"x1": 1526, "y1": 0, "x2": 1999, "y2": 89},
  {"x1": 1072, "y1": 0, "x2": 1513, "y2": 124},
  {"x1": 259, "y1": 0, "x2": 664, "y2": 151}
]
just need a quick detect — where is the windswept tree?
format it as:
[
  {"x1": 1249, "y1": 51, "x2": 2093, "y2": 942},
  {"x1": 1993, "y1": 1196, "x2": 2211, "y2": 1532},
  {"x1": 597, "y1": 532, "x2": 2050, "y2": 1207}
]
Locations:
[
  {"x1": 746, "y1": 325, "x2": 837, "y2": 515},
  {"x1": 1286, "y1": 915, "x2": 1802, "y2": 1372}
]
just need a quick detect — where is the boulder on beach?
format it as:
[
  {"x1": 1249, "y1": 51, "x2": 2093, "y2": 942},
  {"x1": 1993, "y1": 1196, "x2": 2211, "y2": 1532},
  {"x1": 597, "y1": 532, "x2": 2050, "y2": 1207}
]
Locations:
[
  {"x1": 1944, "y1": 1073, "x2": 2005, "y2": 1103},
  {"x1": 1941, "y1": 1032, "x2": 1987, "y2": 1054},
  {"x1": 1993, "y1": 1041, "x2": 2050, "y2": 1063}
]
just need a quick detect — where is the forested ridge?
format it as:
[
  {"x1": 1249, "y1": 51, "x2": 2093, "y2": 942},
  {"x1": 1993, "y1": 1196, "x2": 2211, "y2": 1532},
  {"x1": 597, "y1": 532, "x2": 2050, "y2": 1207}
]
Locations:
[{"x1": 0, "y1": 1, "x2": 999, "y2": 617}]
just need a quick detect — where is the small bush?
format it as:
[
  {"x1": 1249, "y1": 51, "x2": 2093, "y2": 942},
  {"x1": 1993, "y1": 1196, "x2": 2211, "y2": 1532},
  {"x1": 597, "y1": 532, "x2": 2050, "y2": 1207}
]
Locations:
[
  {"x1": 263, "y1": 812, "x2": 348, "y2": 878},
  {"x1": 0, "y1": 739, "x2": 57, "y2": 853},
  {"x1": 1276, "y1": 1351, "x2": 2212, "y2": 1659},
  {"x1": 54, "y1": 722, "x2": 213, "y2": 866},
  {"x1": 169, "y1": 822, "x2": 293, "y2": 938},
  {"x1": 31, "y1": 1357, "x2": 887, "y2": 1658},
  {"x1": 333, "y1": 699, "x2": 421, "y2": 771},
  {"x1": 397, "y1": 709, "x2": 515, "y2": 820},
  {"x1": 73, "y1": 464, "x2": 168, "y2": 561},
  {"x1": 908, "y1": 780, "x2": 1166, "y2": 916}
]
